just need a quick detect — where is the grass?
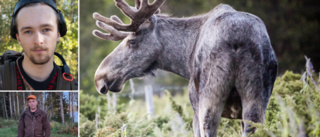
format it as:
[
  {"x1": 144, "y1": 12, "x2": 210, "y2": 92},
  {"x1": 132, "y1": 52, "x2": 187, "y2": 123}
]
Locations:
[{"x1": 0, "y1": 118, "x2": 77, "y2": 137}]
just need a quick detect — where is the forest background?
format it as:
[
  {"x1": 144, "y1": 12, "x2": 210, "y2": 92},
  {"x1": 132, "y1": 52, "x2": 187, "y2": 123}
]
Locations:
[
  {"x1": 79, "y1": 0, "x2": 320, "y2": 136},
  {"x1": 0, "y1": 92, "x2": 78, "y2": 137},
  {"x1": 80, "y1": 0, "x2": 320, "y2": 95},
  {"x1": 0, "y1": 0, "x2": 79, "y2": 81}
]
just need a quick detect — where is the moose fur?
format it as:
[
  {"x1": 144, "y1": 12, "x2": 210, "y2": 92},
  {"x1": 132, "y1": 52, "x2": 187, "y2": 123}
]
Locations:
[{"x1": 93, "y1": 1, "x2": 277, "y2": 137}]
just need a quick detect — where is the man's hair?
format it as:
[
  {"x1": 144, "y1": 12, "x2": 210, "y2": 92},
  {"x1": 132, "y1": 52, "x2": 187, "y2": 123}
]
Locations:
[{"x1": 10, "y1": 0, "x2": 67, "y2": 39}]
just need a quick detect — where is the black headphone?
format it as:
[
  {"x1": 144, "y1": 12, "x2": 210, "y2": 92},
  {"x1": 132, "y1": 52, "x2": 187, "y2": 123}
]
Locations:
[{"x1": 10, "y1": 0, "x2": 67, "y2": 39}]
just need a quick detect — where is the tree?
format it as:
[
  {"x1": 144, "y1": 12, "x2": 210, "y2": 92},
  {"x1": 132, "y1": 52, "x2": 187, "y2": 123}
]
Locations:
[
  {"x1": 23, "y1": 92, "x2": 25, "y2": 111},
  {"x1": 60, "y1": 92, "x2": 65, "y2": 123},
  {"x1": 2, "y1": 93, "x2": 8, "y2": 119},
  {"x1": 9, "y1": 92, "x2": 12, "y2": 119},
  {"x1": 43, "y1": 92, "x2": 46, "y2": 110},
  {"x1": 72, "y1": 92, "x2": 74, "y2": 122},
  {"x1": 16, "y1": 92, "x2": 20, "y2": 116},
  {"x1": 69, "y1": 92, "x2": 71, "y2": 116},
  {"x1": 12, "y1": 92, "x2": 16, "y2": 119}
]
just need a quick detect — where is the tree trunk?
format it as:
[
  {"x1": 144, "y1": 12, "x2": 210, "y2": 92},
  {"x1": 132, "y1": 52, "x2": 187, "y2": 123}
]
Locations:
[
  {"x1": 145, "y1": 85, "x2": 154, "y2": 119},
  {"x1": 3, "y1": 93, "x2": 8, "y2": 119},
  {"x1": 43, "y1": 92, "x2": 45, "y2": 110},
  {"x1": 13, "y1": 92, "x2": 16, "y2": 119},
  {"x1": 112, "y1": 93, "x2": 117, "y2": 112},
  {"x1": 39, "y1": 93, "x2": 42, "y2": 110},
  {"x1": 69, "y1": 92, "x2": 71, "y2": 117},
  {"x1": 16, "y1": 92, "x2": 20, "y2": 117},
  {"x1": 71, "y1": 92, "x2": 74, "y2": 122},
  {"x1": 60, "y1": 92, "x2": 65, "y2": 123},
  {"x1": 50, "y1": 93, "x2": 53, "y2": 120},
  {"x1": 9, "y1": 92, "x2": 13, "y2": 119},
  {"x1": 129, "y1": 79, "x2": 136, "y2": 100},
  {"x1": 106, "y1": 93, "x2": 111, "y2": 110},
  {"x1": 1, "y1": 93, "x2": 4, "y2": 118},
  {"x1": 23, "y1": 92, "x2": 25, "y2": 111}
]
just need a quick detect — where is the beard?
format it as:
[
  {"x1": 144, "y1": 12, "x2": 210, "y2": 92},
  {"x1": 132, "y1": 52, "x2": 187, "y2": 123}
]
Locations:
[
  {"x1": 29, "y1": 55, "x2": 51, "y2": 65},
  {"x1": 25, "y1": 46, "x2": 53, "y2": 65}
]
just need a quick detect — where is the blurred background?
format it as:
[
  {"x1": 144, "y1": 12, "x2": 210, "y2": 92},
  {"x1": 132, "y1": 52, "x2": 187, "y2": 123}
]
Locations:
[{"x1": 80, "y1": 0, "x2": 320, "y2": 98}]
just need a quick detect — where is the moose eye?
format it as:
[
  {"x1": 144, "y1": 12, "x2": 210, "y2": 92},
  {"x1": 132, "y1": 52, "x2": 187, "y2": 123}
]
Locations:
[
  {"x1": 128, "y1": 39, "x2": 135, "y2": 45},
  {"x1": 128, "y1": 39, "x2": 137, "y2": 48}
]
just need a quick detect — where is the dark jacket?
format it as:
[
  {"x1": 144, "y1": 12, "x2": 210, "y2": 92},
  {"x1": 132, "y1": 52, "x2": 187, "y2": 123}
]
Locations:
[
  {"x1": 0, "y1": 59, "x2": 77, "y2": 90},
  {"x1": 18, "y1": 108, "x2": 50, "y2": 137}
]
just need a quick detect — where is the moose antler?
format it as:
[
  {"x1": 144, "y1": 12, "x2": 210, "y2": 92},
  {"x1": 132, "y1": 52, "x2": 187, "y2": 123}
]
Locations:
[
  {"x1": 93, "y1": 14, "x2": 130, "y2": 41},
  {"x1": 93, "y1": 0, "x2": 166, "y2": 41}
]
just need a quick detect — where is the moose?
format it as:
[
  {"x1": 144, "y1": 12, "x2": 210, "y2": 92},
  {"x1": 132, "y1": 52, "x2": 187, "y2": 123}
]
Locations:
[{"x1": 92, "y1": 0, "x2": 277, "y2": 136}]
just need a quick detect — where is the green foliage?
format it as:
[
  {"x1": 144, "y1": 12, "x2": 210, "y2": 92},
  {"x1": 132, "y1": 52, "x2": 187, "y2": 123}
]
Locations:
[
  {"x1": 80, "y1": 90, "x2": 108, "y2": 121},
  {"x1": 0, "y1": 118, "x2": 19, "y2": 128},
  {"x1": 80, "y1": 65, "x2": 320, "y2": 136},
  {"x1": 0, "y1": 119, "x2": 77, "y2": 137},
  {"x1": 80, "y1": 0, "x2": 320, "y2": 97},
  {"x1": 80, "y1": 113, "x2": 96, "y2": 137},
  {"x1": 252, "y1": 70, "x2": 320, "y2": 137}
]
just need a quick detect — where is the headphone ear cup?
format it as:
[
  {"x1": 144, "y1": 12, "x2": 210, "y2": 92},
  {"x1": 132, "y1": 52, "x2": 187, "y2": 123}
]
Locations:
[{"x1": 58, "y1": 11, "x2": 67, "y2": 37}]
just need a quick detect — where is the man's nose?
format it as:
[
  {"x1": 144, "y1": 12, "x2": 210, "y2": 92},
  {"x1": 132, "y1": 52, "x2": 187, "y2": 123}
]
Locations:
[{"x1": 34, "y1": 31, "x2": 44, "y2": 45}]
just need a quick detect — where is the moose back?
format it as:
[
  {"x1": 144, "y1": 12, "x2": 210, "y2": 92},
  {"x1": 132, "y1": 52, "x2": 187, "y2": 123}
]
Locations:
[{"x1": 92, "y1": 0, "x2": 277, "y2": 137}]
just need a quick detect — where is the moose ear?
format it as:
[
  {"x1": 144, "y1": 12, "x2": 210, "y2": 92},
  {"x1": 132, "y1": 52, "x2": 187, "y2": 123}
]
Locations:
[{"x1": 139, "y1": 16, "x2": 157, "y2": 30}]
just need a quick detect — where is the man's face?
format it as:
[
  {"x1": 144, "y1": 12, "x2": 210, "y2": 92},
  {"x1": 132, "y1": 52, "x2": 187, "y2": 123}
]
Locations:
[
  {"x1": 15, "y1": 4, "x2": 60, "y2": 65},
  {"x1": 28, "y1": 99, "x2": 38, "y2": 110}
]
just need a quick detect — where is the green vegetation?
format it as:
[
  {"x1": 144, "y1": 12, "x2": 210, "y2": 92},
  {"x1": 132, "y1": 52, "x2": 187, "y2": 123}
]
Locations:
[
  {"x1": 80, "y1": 63, "x2": 320, "y2": 136},
  {"x1": 0, "y1": 118, "x2": 77, "y2": 137},
  {"x1": 80, "y1": 0, "x2": 320, "y2": 95}
]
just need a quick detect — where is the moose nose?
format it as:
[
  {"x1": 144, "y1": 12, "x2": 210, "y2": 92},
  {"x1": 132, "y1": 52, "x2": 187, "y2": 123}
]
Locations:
[
  {"x1": 100, "y1": 84, "x2": 108, "y2": 94},
  {"x1": 95, "y1": 76, "x2": 109, "y2": 94}
]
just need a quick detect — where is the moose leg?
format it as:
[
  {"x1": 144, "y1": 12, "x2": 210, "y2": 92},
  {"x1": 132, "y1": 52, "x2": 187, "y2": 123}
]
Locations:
[
  {"x1": 198, "y1": 85, "x2": 231, "y2": 137},
  {"x1": 237, "y1": 61, "x2": 276, "y2": 136},
  {"x1": 241, "y1": 99, "x2": 267, "y2": 137},
  {"x1": 196, "y1": 68, "x2": 233, "y2": 137},
  {"x1": 237, "y1": 74, "x2": 269, "y2": 137},
  {"x1": 189, "y1": 79, "x2": 201, "y2": 137}
]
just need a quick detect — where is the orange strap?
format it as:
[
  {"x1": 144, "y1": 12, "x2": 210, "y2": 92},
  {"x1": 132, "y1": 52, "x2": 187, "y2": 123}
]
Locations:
[{"x1": 63, "y1": 72, "x2": 73, "y2": 82}]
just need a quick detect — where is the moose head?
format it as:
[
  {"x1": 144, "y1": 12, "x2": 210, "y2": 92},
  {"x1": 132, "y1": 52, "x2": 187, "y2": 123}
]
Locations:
[{"x1": 93, "y1": 0, "x2": 167, "y2": 94}]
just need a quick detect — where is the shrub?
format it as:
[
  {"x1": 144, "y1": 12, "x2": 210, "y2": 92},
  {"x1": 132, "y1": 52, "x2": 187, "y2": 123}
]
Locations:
[
  {"x1": 80, "y1": 59, "x2": 320, "y2": 137},
  {"x1": 80, "y1": 113, "x2": 96, "y2": 137}
]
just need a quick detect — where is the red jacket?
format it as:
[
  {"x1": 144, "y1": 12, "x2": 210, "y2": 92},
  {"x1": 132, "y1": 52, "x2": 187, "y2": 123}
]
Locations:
[{"x1": 17, "y1": 108, "x2": 50, "y2": 137}]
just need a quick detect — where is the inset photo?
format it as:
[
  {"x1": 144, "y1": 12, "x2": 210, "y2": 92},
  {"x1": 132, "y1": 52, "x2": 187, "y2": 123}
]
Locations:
[
  {"x1": 0, "y1": 0, "x2": 78, "y2": 90},
  {"x1": 0, "y1": 92, "x2": 78, "y2": 137}
]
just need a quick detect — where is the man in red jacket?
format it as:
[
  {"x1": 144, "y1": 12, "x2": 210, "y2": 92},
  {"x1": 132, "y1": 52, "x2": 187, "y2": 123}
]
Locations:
[{"x1": 18, "y1": 95, "x2": 50, "y2": 137}]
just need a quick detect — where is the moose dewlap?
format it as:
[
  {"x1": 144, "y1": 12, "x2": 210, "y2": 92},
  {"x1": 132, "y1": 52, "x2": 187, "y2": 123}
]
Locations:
[{"x1": 92, "y1": 0, "x2": 277, "y2": 137}]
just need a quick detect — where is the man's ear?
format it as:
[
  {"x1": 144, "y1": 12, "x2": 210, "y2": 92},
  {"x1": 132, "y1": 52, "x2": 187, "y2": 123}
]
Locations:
[
  {"x1": 16, "y1": 33, "x2": 22, "y2": 45},
  {"x1": 57, "y1": 32, "x2": 61, "y2": 41}
]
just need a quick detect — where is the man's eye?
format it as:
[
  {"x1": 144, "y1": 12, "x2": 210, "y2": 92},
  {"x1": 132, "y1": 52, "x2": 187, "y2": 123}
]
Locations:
[
  {"x1": 43, "y1": 29, "x2": 51, "y2": 32},
  {"x1": 24, "y1": 31, "x2": 31, "y2": 34}
]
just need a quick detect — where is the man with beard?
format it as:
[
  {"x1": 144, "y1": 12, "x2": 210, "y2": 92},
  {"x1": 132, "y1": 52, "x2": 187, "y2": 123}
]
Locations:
[
  {"x1": 0, "y1": 0, "x2": 76, "y2": 90},
  {"x1": 18, "y1": 95, "x2": 50, "y2": 137}
]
